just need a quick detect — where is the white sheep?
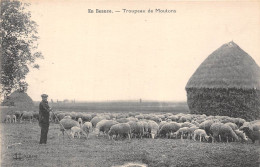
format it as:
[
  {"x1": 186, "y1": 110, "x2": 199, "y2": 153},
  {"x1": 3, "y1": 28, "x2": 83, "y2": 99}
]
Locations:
[
  {"x1": 173, "y1": 127, "x2": 189, "y2": 139},
  {"x1": 210, "y1": 123, "x2": 239, "y2": 143},
  {"x1": 82, "y1": 122, "x2": 93, "y2": 139},
  {"x1": 234, "y1": 129, "x2": 248, "y2": 142},
  {"x1": 193, "y1": 129, "x2": 210, "y2": 142},
  {"x1": 70, "y1": 126, "x2": 88, "y2": 139},
  {"x1": 4, "y1": 115, "x2": 11, "y2": 123},
  {"x1": 10, "y1": 115, "x2": 17, "y2": 123},
  {"x1": 108, "y1": 123, "x2": 131, "y2": 140},
  {"x1": 59, "y1": 118, "x2": 80, "y2": 137},
  {"x1": 148, "y1": 120, "x2": 159, "y2": 139},
  {"x1": 78, "y1": 118, "x2": 83, "y2": 127}
]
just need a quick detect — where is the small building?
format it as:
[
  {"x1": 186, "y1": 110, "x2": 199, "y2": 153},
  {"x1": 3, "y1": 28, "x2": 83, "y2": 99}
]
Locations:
[{"x1": 185, "y1": 41, "x2": 260, "y2": 120}]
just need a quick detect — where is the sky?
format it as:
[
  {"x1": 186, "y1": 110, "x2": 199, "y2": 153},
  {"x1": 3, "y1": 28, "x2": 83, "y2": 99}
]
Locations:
[{"x1": 24, "y1": 1, "x2": 260, "y2": 102}]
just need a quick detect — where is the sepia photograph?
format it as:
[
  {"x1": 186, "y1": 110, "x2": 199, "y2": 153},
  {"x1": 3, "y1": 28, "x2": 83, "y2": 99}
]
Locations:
[{"x1": 1, "y1": 0, "x2": 260, "y2": 166}]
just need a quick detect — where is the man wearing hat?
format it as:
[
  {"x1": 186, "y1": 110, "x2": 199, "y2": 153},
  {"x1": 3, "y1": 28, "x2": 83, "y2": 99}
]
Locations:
[{"x1": 39, "y1": 94, "x2": 51, "y2": 144}]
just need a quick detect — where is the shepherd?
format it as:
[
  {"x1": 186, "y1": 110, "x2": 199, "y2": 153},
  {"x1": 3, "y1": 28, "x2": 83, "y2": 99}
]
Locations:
[{"x1": 39, "y1": 94, "x2": 51, "y2": 144}]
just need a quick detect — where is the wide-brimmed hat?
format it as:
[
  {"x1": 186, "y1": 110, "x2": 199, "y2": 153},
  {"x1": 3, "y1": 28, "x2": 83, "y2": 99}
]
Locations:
[{"x1": 41, "y1": 94, "x2": 48, "y2": 98}]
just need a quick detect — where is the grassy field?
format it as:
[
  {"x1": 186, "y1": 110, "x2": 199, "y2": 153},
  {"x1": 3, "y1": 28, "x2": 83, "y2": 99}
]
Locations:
[{"x1": 1, "y1": 122, "x2": 259, "y2": 167}]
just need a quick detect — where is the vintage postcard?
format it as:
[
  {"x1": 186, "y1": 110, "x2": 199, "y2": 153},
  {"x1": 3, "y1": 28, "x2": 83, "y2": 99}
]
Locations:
[{"x1": 1, "y1": 0, "x2": 260, "y2": 167}]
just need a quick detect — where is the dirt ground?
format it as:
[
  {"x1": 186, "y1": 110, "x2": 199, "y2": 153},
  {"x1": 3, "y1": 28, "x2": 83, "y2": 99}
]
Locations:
[{"x1": 1, "y1": 122, "x2": 259, "y2": 167}]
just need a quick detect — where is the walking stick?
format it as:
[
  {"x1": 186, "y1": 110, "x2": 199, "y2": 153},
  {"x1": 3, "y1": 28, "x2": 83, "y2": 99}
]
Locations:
[{"x1": 50, "y1": 109, "x2": 72, "y2": 140}]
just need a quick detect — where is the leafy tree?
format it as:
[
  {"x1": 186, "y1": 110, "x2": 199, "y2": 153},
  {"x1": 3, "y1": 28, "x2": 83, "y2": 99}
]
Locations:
[{"x1": 1, "y1": 0, "x2": 43, "y2": 99}]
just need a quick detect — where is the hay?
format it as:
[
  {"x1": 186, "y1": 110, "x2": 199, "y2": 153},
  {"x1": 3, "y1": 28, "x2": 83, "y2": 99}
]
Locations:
[
  {"x1": 186, "y1": 41, "x2": 260, "y2": 89},
  {"x1": 186, "y1": 88, "x2": 260, "y2": 121},
  {"x1": 2, "y1": 90, "x2": 34, "y2": 110},
  {"x1": 186, "y1": 42, "x2": 260, "y2": 121}
]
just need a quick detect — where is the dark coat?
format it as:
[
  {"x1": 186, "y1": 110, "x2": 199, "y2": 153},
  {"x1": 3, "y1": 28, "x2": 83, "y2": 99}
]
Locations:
[{"x1": 39, "y1": 100, "x2": 51, "y2": 126}]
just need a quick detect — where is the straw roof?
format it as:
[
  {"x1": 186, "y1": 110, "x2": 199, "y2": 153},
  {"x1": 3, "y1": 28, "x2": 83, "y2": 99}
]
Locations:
[{"x1": 186, "y1": 41, "x2": 260, "y2": 89}]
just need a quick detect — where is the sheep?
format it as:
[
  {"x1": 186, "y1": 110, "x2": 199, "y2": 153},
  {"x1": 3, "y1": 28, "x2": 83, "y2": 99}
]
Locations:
[
  {"x1": 225, "y1": 122, "x2": 238, "y2": 131},
  {"x1": 209, "y1": 122, "x2": 223, "y2": 142},
  {"x1": 187, "y1": 126, "x2": 199, "y2": 139},
  {"x1": 56, "y1": 113, "x2": 66, "y2": 121},
  {"x1": 193, "y1": 129, "x2": 210, "y2": 142},
  {"x1": 82, "y1": 113, "x2": 92, "y2": 122},
  {"x1": 128, "y1": 121, "x2": 144, "y2": 138},
  {"x1": 4, "y1": 115, "x2": 11, "y2": 123},
  {"x1": 78, "y1": 118, "x2": 83, "y2": 127},
  {"x1": 148, "y1": 120, "x2": 159, "y2": 139},
  {"x1": 135, "y1": 114, "x2": 144, "y2": 120},
  {"x1": 158, "y1": 122, "x2": 181, "y2": 138},
  {"x1": 14, "y1": 111, "x2": 22, "y2": 121},
  {"x1": 139, "y1": 120, "x2": 149, "y2": 137},
  {"x1": 168, "y1": 115, "x2": 178, "y2": 122},
  {"x1": 240, "y1": 126, "x2": 260, "y2": 144},
  {"x1": 234, "y1": 130, "x2": 248, "y2": 142},
  {"x1": 90, "y1": 116, "x2": 106, "y2": 127},
  {"x1": 82, "y1": 122, "x2": 92, "y2": 139},
  {"x1": 181, "y1": 122, "x2": 194, "y2": 128},
  {"x1": 59, "y1": 118, "x2": 80, "y2": 137},
  {"x1": 108, "y1": 123, "x2": 131, "y2": 140},
  {"x1": 210, "y1": 123, "x2": 239, "y2": 143},
  {"x1": 116, "y1": 118, "x2": 130, "y2": 123},
  {"x1": 64, "y1": 115, "x2": 72, "y2": 119},
  {"x1": 10, "y1": 115, "x2": 17, "y2": 123},
  {"x1": 70, "y1": 126, "x2": 87, "y2": 139},
  {"x1": 173, "y1": 127, "x2": 189, "y2": 139},
  {"x1": 199, "y1": 120, "x2": 215, "y2": 135},
  {"x1": 159, "y1": 121, "x2": 168, "y2": 130},
  {"x1": 20, "y1": 111, "x2": 33, "y2": 123},
  {"x1": 95, "y1": 120, "x2": 118, "y2": 136}
]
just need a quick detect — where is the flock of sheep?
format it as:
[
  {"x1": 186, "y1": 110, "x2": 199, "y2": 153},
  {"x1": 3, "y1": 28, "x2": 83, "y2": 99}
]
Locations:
[{"x1": 4, "y1": 110, "x2": 260, "y2": 144}]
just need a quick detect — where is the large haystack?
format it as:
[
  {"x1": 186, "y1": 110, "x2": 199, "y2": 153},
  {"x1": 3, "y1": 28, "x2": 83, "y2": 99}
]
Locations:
[
  {"x1": 185, "y1": 41, "x2": 260, "y2": 121},
  {"x1": 2, "y1": 90, "x2": 34, "y2": 110}
]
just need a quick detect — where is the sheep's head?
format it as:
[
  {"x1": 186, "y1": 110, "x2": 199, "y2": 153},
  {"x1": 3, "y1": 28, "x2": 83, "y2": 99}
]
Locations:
[{"x1": 205, "y1": 136, "x2": 210, "y2": 141}]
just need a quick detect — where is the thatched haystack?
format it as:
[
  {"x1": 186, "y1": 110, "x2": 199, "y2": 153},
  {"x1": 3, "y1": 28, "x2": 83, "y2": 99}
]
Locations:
[
  {"x1": 186, "y1": 41, "x2": 260, "y2": 121},
  {"x1": 2, "y1": 90, "x2": 34, "y2": 110}
]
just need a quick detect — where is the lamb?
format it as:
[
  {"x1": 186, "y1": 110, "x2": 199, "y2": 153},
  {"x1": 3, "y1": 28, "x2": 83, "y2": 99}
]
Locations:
[
  {"x1": 173, "y1": 127, "x2": 189, "y2": 139},
  {"x1": 82, "y1": 122, "x2": 93, "y2": 139},
  {"x1": 108, "y1": 123, "x2": 131, "y2": 140},
  {"x1": 193, "y1": 129, "x2": 210, "y2": 142},
  {"x1": 148, "y1": 120, "x2": 159, "y2": 139},
  {"x1": 158, "y1": 122, "x2": 181, "y2": 138},
  {"x1": 70, "y1": 126, "x2": 88, "y2": 139}
]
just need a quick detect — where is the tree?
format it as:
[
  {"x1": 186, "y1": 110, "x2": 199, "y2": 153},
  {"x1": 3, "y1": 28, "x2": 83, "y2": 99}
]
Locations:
[{"x1": 1, "y1": 0, "x2": 43, "y2": 99}]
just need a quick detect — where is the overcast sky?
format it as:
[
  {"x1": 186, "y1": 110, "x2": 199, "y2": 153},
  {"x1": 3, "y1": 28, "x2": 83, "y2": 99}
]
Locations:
[{"x1": 25, "y1": 1, "x2": 260, "y2": 102}]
